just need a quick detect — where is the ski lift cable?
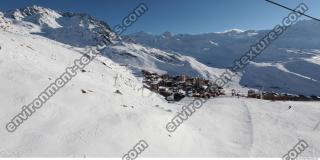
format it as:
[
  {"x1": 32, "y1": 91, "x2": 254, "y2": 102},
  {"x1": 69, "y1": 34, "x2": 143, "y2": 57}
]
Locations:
[{"x1": 265, "y1": 0, "x2": 320, "y2": 22}]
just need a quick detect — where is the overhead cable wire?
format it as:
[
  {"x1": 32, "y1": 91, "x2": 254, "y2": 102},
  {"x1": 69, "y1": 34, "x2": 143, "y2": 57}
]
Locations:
[{"x1": 265, "y1": 0, "x2": 320, "y2": 22}]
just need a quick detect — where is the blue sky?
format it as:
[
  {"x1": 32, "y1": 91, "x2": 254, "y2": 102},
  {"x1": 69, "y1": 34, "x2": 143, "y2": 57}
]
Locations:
[{"x1": 0, "y1": 0, "x2": 319, "y2": 34}]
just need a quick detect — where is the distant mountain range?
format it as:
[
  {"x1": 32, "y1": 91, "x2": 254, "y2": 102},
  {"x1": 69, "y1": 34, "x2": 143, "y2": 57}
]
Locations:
[{"x1": 125, "y1": 20, "x2": 320, "y2": 95}]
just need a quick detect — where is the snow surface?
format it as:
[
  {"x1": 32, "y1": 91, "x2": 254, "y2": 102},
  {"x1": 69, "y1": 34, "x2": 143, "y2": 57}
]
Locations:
[
  {"x1": 1, "y1": 5, "x2": 222, "y2": 81},
  {"x1": 104, "y1": 42, "x2": 224, "y2": 79},
  {"x1": 0, "y1": 6, "x2": 319, "y2": 158}
]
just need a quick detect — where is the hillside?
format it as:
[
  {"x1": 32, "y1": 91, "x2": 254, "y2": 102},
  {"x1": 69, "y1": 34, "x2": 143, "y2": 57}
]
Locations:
[
  {"x1": 0, "y1": 5, "x2": 224, "y2": 80},
  {"x1": 0, "y1": 6, "x2": 319, "y2": 158}
]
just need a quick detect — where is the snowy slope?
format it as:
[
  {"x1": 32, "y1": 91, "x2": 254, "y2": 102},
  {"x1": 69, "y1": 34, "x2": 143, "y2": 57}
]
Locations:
[
  {"x1": 0, "y1": 6, "x2": 319, "y2": 158},
  {"x1": 103, "y1": 41, "x2": 224, "y2": 79},
  {"x1": 0, "y1": 30, "x2": 319, "y2": 157},
  {"x1": 1, "y1": 5, "x2": 223, "y2": 80}
]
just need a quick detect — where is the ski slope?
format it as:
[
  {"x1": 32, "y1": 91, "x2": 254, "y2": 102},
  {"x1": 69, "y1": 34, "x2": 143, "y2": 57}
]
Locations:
[
  {"x1": 0, "y1": 5, "x2": 319, "y2": 158},
  {"x1": 0, "y1": 28, "x2": 319, "y2": 158}
]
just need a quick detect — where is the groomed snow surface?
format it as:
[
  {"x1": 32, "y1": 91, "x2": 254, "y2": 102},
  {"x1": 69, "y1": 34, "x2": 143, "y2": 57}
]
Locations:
[{"x1": 0, "y1": 29, "x2": 320, "y2": 158}]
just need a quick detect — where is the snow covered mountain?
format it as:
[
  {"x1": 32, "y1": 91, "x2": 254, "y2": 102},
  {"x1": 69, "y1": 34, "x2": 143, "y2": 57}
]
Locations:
[
  {"x1": 0, "y1": 29, "x2": 319, "y2": 157},
  {"x1": 4, "y1": 5, "x2": 117, "y2": 46},
  {"x1": 0, "y1": 5, "x2": 224, "y2": 80},
  {"x1": 104, "y1": 41, "x2": 224, "y2": 79},
  {"x1": 0, "y1": 6, "x2": 319, "y2": 158},
  {"x1": 126, "y1": 21, "x2": 320, "y2": 95}
]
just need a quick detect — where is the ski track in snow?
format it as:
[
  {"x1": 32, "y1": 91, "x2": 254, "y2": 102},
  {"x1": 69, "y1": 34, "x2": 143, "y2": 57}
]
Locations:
[{"x1": 241, "y1": 100, "x2": 254, "y2": 156}]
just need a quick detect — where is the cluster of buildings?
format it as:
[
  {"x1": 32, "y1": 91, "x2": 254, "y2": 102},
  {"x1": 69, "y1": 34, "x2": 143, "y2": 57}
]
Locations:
[
  {"x1": 141, "y1": 70, "x2": 320, "y2": 102},
  {"x1": 142, "y1": 70, "x2": 225, "y2": 101},
  {"x1": 247, "y1": 90, "x2": 320, "y2": 101}
]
